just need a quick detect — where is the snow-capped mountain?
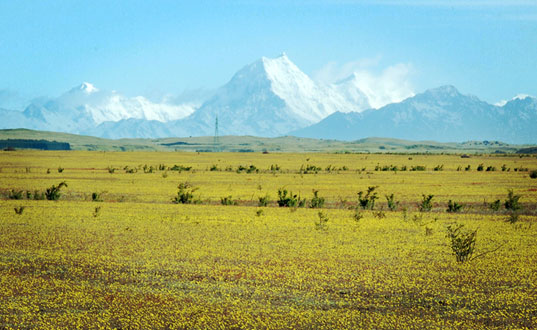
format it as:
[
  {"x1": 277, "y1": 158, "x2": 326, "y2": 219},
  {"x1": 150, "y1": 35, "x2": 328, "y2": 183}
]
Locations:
[
  {"x1": 1, "y1": 54, "x2": 536, "y2": 142},
  {"x1": 177, "y1": 53, "x2": 369, "y2": 137},
  {"x1": 291, "y1": 86, "x2": 537, "y2": 144},
  {"x1": 0, "y1": 82, "x2": 196, "y2": 135}
]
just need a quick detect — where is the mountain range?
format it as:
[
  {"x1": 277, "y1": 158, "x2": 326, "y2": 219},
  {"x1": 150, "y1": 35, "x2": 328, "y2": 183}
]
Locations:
[{"x1": 1, "y1": 54, "x2": 536, "y2": 143}]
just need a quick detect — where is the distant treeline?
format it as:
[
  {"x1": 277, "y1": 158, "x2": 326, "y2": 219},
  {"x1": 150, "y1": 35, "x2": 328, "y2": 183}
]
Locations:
[{"x1": 1, "y1": 139, "x2": 71, "y2": 150}]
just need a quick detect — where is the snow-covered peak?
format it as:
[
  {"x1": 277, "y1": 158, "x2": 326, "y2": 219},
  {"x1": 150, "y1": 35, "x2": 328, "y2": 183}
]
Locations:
[
  {"x1": 74, "y1": 82, "x2": 99, "y2": 94},
  {"x1": 496, "y1": 94, "x2": 536, "y2": 107},
  {"x1": 513, "y1": 94, "x2": 533, "y2": 101}
]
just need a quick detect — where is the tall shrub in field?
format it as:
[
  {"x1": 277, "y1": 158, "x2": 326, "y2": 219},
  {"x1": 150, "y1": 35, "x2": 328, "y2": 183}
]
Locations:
[
  {"x1": 45, "y1": 182, "x2": 68, "y2": 200},
  {"x1": 357, "y1": 186, "x2": 378, "y2": 210},
  {"x1": 446, "y1": 224, "x2": 477, "y2": 263},
  {"x1": 419, "y1": 194, "x2": 434, "y2": 212},
  {"x1": 173, "y1": 182, "x2": 199, "y2": 204}
]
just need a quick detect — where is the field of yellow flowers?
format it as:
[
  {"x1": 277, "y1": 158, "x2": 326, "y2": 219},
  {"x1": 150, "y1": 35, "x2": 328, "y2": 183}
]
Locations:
[{"x1": 1, "y1": 150, "x2": 536, "y2": 329}]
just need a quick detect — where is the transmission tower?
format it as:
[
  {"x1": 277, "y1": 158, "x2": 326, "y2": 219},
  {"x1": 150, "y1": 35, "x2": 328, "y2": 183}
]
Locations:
[{"x1": 213, "y1": 115, "x2": 220, "y2": 152}]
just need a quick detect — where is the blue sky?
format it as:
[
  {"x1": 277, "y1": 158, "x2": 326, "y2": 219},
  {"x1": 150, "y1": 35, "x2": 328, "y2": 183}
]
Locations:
[{"x1": 0, "y1": 0, "x2": 536, "y2": 106}]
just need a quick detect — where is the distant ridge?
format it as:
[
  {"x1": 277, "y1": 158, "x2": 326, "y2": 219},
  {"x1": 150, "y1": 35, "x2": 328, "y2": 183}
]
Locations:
[{"x1": 0, "y1": 128, "x2": 533, "y2": 154}]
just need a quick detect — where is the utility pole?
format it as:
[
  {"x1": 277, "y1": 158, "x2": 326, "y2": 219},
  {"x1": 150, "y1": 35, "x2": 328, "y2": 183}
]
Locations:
[{"x1": 213, "y1": 115, "x2": 220, "y2": 152}]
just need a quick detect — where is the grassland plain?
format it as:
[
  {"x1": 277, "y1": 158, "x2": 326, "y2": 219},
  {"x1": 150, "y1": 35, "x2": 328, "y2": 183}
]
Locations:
[{"x1": 0, "y1": 150, "x2": 536, "y2": 329}]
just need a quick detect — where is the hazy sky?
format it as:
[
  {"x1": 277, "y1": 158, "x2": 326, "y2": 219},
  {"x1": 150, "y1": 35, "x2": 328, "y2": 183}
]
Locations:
[{"x1": 1, "y1": 0, "x2": 536, "y2": 105}]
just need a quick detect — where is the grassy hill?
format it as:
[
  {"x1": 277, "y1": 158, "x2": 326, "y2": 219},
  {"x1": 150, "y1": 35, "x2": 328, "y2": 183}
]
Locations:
[{"x1": 0, "y1": 128, "x2": 533, "y2": 153}]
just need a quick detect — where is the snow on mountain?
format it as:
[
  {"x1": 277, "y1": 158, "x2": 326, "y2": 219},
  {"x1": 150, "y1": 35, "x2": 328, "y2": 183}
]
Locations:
[
  {"x1": 55, "y1": 83, "x2": 195, "y2": 124},
  {"x1": 1, "y1": 83, "x2": 197, "y2": 135},
  {"x1": 292, "y1": 85, "x2": 537, "y2": 144},
  {"x1": 179, "y1": 53, "x2": 369, "y2": 137}
]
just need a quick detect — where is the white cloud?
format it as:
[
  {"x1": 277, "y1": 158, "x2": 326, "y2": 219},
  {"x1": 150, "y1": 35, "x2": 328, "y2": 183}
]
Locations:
[{"x1": 314, "y1": 58, "x2": 415, "y2": 109}]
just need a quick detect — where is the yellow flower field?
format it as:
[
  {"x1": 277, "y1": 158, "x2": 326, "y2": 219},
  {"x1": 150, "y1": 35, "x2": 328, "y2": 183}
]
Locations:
[{"x1": 0, "y1": 151, "x2": 536, "y2": 329}]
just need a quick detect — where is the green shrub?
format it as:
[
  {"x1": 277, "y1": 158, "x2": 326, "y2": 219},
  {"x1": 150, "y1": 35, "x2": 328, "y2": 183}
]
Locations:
[
  {"x1": 309, "y1": 190, "x2": 325, "y2": 208},
  {"x1": 504, "y1": 189, "x2": 521, "y2": 211},
  {"x1": 529, "y1": 170, "x2": 537, "y2": 179},
  {"x1": 258, "y1": 195, "x2": 270, "y2": 207},
  {"x1": 489, "y1": 199, "x2": 501, "y2": 211},
  {"x1": 446, "y1": 200, "x2": 463, "y2": 213},
  {"x1": 353, "y1": 208, "x2": 363, "y2": 222},
  {"x1": 8, "y1": 189, "x2": 24, "y2": 200},
  {"x1": 385, "y1": 193, "x2": 399, "y2": 211},
  {"x1": 299, "y1": 164, "x2": 321, "y2": 174},
  {"x1": 314, "y1": 211, "x2": 329, "y2": 230},
  {"x1": 220, "y1": 195, "x2": 237, "y2": 206},
  {"x1": 170, "y1": 164, "x2": 192, "y2": 172},
  {"x1": 173, "y1": 182, "x2": 199, "y2": 204},
  {"x1": 92, "y1": 192, "x2": 103, "y2": 202},
  {"x1": 419, "y1": 194, "x2": 434, "y2": 212},
  {"x1": 277, "y1": 188, "x2": 304, "y2": 207},
  {"x1": 57, "y1": 167, "x2": 64, "y2": 173},
  {"x1": 507, "y1": 212, "x2": 519, "y2": 224},
  {"x1": 477, "y1": 164, "x2": 484, "y2": 171},
  {"x1": 446, "y1": 224, "x2": 477, "y2": 263},
  {"x1": 357, "y1": 186, "x2": 378, "y2": 210},
  {"x1": 32, "y1": 190, "x2": 44, "y2": 200},
  {"x1": 45, "y1": 182, "x2": 68, "y2": 200}
]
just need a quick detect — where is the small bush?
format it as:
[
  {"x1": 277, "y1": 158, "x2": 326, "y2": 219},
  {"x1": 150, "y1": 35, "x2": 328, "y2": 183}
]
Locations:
[
  {"x1": 465, "y1": 165, "x2": 471, "y2": 171},
  {"x1": 255, "y1": 209, "x2": 264, "y2": 217},
  {"x1": 92, "y1": 192, "x2": 103, "y2": 202},
  {"x1": 419, "y1": 194, "x2": 434, "y2": 212},
  {"x1": 446, "y1": 224, "x2": 477, "y2": 263},
  {"x1": 357, "y1": 186, "x2": 378, "y2": 210},
  {"x1": 107, "y1": 166, "x2": 116, "y2": 174},
  {"x1": 446, "y1": 200, "x2": 463, "y2": 213},
  {"x1": 14, "y1": 206, "x2": 25, "y2": 215},
  {"x1": 8, "y1": 190, "x2": 24, "y2": 200},
  {"x1": 529, "y1": 170, "x2": 537, "y2": 179},
  {"x1": 258, "y1": 195, "x2": 270, "y2": 207},
  {"x1": 507, "y1": 212, "x2": 519, "y2": 224},
  {"x1": 385, "y1": 193, "x2": 399, "y2": 211},
  {"x1": 477, "y1": 164, "x2": 484, "y2": 171},
  {"x1": 220, "y1": 195, "x2": 237, "y2": 206},
  {"x1": 486, "y1": 166, "x2": 496, "y2": 172},
  {"x1": 410, "y1": 165, "x2": 426, "y2": 171},
  {"x1": 210, "y1": 164, "x2": 219, "y2": 171},
  {"x1": 32, "y1": 190, "x2": 44, "y2": 200},
  {"x1": 170, "y1": 164, "x2": 192, "y2": 172},
  {"x1": 373, "y1": 210, "x2": 386, "y2": 219},
  {"x1": 299, "y1": 164, "x2": 321, "y2": 174},
  {"x1": 504, "y1": 189, "x2": 521, "y2": 211},
  {"x1": 93, "y1": 206, "x2": 101, "y2": 218},
  {"x1": 277, "y1": 188, "x2": 303, "y2": 207},
  {"x1": 173, "y1": 182, "x2": 199, "y2": 204},
  {"x1": 315, "y1": 211, "x2": 329, "y2": 231},
  {"x1": 309, "y1": 190, "x2": 325, "y2": 208},
  {"x1": 58, "y1": 167, "x2": 64, "y2": 173},
  {"x1": 433, "y1": 165, "x2": 444, "y2": 171},
  {"x1": 45, "y1": 182, "x2": 68, "y2": 201},
  {"x1": 353, "y1": 208, "x2": 363, "y2": 222},
  {"x1": 489, "y1": 199, "x2": 501, "y2": 211}
]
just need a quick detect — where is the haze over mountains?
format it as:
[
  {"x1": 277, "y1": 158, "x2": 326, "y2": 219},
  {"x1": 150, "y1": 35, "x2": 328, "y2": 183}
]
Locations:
[{"x1": 1, "y1": 54, "x2": 536, "y2": 143}]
